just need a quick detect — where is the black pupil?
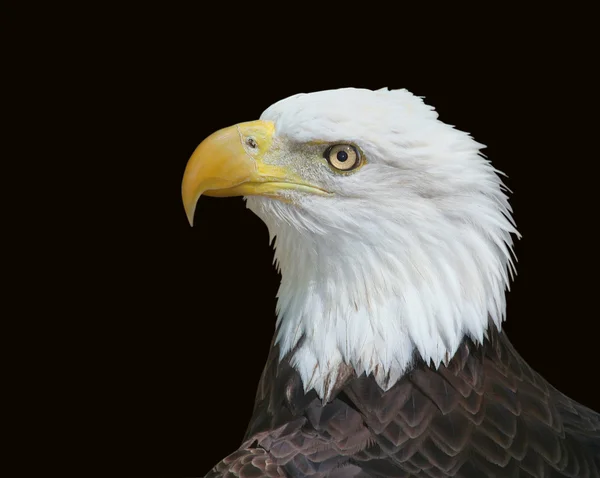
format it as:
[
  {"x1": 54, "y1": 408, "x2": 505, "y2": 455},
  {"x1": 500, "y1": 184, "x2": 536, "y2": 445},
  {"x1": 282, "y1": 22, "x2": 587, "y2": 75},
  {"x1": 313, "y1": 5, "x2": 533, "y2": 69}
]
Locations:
[{"x1": 336, "y1": 150, "x2": 349, "y2": 162}]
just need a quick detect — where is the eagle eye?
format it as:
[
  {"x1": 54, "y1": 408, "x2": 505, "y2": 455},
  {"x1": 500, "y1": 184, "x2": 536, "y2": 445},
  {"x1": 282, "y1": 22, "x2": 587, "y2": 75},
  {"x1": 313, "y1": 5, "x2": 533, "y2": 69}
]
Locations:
[{"x1": 324, "y1": 144, "x2": 362, "y2": 171}]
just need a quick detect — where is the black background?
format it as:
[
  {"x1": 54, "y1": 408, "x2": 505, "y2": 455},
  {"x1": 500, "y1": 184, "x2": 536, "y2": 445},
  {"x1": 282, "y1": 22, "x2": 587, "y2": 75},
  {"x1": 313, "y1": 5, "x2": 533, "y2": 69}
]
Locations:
[{"x1": 22, "y1": 4, "x2": 598, "y2": 476}]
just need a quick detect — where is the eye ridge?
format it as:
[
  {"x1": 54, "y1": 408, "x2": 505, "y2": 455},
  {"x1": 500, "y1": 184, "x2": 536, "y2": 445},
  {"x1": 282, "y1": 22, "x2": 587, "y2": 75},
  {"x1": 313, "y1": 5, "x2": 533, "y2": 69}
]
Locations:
[{"x1": 323, "y1": 144, "x2": 361, "y2": 172}]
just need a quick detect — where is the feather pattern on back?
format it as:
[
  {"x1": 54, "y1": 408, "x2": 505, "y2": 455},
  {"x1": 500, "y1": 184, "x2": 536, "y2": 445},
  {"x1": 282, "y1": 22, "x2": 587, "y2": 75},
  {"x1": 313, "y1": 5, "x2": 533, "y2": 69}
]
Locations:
[{"x1": 207, "y1": 327, "x2": 600, "y2": 477}]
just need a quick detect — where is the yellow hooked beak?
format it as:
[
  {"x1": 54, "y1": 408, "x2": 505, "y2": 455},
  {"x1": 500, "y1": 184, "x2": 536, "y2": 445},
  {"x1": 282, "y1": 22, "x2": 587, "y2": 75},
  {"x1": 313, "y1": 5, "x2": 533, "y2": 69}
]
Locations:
[{"x1": 182, "y1": 120, "x2": 327, "y2": 226}]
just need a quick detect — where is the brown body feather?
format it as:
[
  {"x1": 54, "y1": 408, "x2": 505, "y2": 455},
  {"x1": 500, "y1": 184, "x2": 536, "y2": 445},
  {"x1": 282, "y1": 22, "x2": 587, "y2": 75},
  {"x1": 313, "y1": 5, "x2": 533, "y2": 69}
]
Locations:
[{"x1": 206, "y1": 328, "x2": 600, "y2": 477}]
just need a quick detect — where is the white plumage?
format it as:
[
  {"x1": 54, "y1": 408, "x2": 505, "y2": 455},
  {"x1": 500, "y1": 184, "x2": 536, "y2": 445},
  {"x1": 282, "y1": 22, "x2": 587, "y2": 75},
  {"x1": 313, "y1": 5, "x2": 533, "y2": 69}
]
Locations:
[{"x1": 246, "y1": 88, "x2": 519, "y2": 399}]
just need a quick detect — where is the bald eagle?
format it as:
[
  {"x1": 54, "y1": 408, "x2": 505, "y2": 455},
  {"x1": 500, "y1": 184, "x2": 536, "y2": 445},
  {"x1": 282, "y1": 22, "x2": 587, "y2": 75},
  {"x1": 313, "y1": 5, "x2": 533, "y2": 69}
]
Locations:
[{"x1": 182, "y1": 88, "x2": 599, "y2": 477}]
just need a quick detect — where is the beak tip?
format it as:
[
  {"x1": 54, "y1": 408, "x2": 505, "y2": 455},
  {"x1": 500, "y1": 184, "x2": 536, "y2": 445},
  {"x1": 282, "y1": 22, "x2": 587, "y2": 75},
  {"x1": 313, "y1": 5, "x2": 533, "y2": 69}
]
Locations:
[
  {"x1": 182, "y1": 186, "x2": 198, "y2": 227},
  {"x1": 185, "y1": 208, "x2": 195, "y2": 227}
]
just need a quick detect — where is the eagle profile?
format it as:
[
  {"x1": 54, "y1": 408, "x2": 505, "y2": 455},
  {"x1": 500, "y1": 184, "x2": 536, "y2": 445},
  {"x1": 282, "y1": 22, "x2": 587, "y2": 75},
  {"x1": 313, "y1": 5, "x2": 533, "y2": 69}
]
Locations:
[{"x1": 182, "y1": 88, "x2": 600, "y2": 477}]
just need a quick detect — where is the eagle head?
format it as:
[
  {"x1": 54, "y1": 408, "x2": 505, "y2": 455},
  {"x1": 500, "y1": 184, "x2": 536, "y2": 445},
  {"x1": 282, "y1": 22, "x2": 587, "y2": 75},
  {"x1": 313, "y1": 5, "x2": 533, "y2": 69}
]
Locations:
[{"x1": 182, "y1": 88, "x2": 518, "y2": 399}]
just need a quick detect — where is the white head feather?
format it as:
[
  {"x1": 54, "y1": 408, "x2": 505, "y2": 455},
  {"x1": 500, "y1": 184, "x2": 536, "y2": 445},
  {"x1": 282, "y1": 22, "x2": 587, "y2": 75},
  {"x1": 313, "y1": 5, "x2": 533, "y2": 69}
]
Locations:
[{"x1": 245, "y1": 88, "x2": 518, "y2": 400}]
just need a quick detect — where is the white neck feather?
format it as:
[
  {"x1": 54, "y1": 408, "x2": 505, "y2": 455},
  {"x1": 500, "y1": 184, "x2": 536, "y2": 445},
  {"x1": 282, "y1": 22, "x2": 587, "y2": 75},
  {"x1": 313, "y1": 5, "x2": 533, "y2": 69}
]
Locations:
[{"x1": 248, "y1": 191, "x2": 517, "y2": 401}]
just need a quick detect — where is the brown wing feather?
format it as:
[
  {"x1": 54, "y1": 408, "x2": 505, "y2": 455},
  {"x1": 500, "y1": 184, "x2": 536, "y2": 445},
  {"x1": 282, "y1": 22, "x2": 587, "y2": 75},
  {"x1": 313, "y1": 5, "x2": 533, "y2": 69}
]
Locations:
[
  {"x1": 205, "y1": 328, "x2": 600, "y2": 477},
  {"x1": 205, "y1": 447, "x2": 287, "y2": 478}
]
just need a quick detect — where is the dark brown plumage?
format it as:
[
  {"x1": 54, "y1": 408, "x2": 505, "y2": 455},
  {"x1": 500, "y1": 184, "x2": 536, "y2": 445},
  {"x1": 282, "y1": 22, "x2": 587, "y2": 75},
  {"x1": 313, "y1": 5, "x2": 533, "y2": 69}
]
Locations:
[{"x1": 206, "y1": 326, "x2": 600, "y2": 477}]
